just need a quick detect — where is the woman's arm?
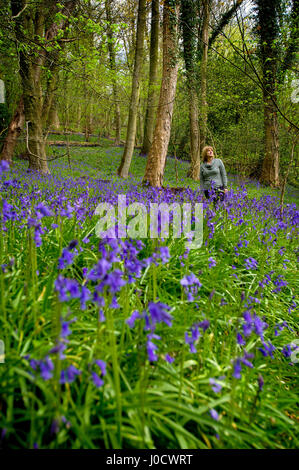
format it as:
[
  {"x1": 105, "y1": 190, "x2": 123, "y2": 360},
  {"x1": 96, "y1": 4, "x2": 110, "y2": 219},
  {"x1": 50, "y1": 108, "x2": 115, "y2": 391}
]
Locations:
[{"x1": 219, "y1": 159, "x2": 228, "y2": 189}]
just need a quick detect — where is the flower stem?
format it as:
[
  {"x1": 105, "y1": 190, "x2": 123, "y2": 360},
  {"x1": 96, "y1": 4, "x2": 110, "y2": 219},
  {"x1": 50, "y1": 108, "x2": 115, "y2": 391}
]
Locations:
[{"x1": 106, "y1": 301, "x2": 122, "y2": 448}]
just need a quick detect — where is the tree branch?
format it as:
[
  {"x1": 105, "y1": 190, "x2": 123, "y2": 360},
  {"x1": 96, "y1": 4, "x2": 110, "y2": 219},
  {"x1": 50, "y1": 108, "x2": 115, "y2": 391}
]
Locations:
[
  {"x1": 209, "y1": 0, "x2": 245, "y2": 49},
  {"x1": 279, "y1": 0, "x2": 299, "y2": 81}
]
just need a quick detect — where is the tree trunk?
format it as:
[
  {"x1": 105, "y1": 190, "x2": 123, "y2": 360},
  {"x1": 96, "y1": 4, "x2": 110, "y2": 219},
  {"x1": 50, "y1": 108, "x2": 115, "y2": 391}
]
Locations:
[
  {"x1": 143, "y1": 0, "x2": 180, "y2": 187},
  {"x1": 77, "y1": 103, "x2": 82, "y2": 131},
  {"x1": 141, "y1": 0, "x2": 160, "y2": 155},
  {"x1": 136, "y1": 103, "x2": 144, "y2": 146},
  {"x1": 0, "y1": 96, "x2": 24, "y2": 163},
  {"x1": 47, "y1": 99, "x2": 60, "y2": 130},
  {"x1": 181, "y1": 0, "x2": 201, "y2": 180},
  {"x1": 256, "y1": 0, "x2": 280, "y2": 187},
  {"x1": 105, "y1": 0, "x2": 121, "y2": 146},
  {"x1": 200, "y1": 0, "x2": 210, "y2": 153},
  {"x1": 20, "y1": 48, "x2": 50, "y2": 174},
  {"x1": 118, "y1": 0, "x2": 147, "y2": 178},
  {"x1": 260, "y1": 93, "x2": 280, "y2": 186},
  {"x1": 23, "y1": 85, "x2": 49, "y2": 173},
  {"x1": 188, "y1": 88, "x2": 200, "y2": 179},
  {"x1": 11, "y1": 0, "x2": 78, "y2": 174}
]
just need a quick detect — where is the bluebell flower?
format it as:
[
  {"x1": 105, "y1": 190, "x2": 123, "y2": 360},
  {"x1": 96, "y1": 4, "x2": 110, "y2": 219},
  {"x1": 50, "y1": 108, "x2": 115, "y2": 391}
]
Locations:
[
  {"x1": 147, "y1": 302, "x2": 173, "y2": 328},
  {"x1": 87, "y1": 258, "x2": 111, "y2": 282},
  {"x1": 0, "y1": 160, "x2": 10, "y2": 174},
  {"x1": 146, "y1": 333, "x2": 160, "y2": 361},
  {"x1": 232, "y1": 358, "x2": 242, "y2": 379},
  {"x1": 68, "y1": 239, "x2": 78, "y2": 250},
  {"x1": 94, "y1": 359, "x2": 107, "y2": 376},
  {"x1": 259, "y1": 340, "x2": 275, "y2": 358},
  {"x1": 244, "y1": 257, "x2": 258, "y2": 270},
  {"x1": 209, "y1": 378, "x2": 224, "y2": 393},
  {"x1": 185, "y1": 325, "x2": 200, "y2": 353},
  {"x1": 126, "y1": 310, "x2": 141, "y2": 328},
  {"x1": 165, "y1": 353, "x2": 175, "y2": 364},
  {"x1": 91, "y1": 371, "x2": 104, "y2": 388},
  {"x1": 282, "y1": 344, "x2": 293, "y2": 358},
  {"x1": 258, "y1": 375, "x2": 264, "y2": 391},
  {"x1": 237, "y1": 333, "x2": 245, "y2": 346},
  {"x1": 198, "y1": 320, "x2": 210, "y2": 332},
  {"x1": 180, "y1": 272, "x2": 202, "y2": 301},
  {"x1": 80, "y1": 285, "x2": 91, "y2": 310},
  {"x1": 60, "y1": 365, "x2": 81, "y2": 384},
  {"x1": 210, "y1": 409, "x2": 219, "y2": 421},
  {"x1": 39, "y1": 357, "x2": 54, "y2": 381}
]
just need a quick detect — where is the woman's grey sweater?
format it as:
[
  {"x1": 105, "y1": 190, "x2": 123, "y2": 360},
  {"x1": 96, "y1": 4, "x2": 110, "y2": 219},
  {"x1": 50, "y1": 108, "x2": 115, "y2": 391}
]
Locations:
[{"x1": 200, "y1": 158, "x2": 228, "y2": 190}]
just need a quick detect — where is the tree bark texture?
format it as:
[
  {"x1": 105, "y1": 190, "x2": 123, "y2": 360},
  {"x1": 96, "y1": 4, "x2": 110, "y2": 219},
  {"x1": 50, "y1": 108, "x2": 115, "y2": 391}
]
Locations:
[
  {"x1": 143, "y1": 0, "x2": 180, "y2": 187},
  {"x1": 10, "y1": 0, "x2": 77, "y2": 173},
  {"x1": 105, "y1": 0, "x2": 121, "y2": 146},
  {"x1": 200, "y1": 0, "x2": 210, "y2": 154},
  {"x1": 256, "y1": 0, "x2": 280, "y2": 187},
  {"x1": 260, "y1": 93, "x2": 280, "y2": 187},
  {"x1": 0, "y1": 96, "x2": 24, "y2": 163},
  {"x1": 141, "y1": 0, "x2": 160, "y2": 155},
  {"x1": 118, "y1": 0, "x2": 147, "y2": 177},
  {"x1": 189, "y1": 88, "x2": 200, "y2": 179},
  {"x1": 181, "y1": 0, "x2": 200, "y2": 180}
]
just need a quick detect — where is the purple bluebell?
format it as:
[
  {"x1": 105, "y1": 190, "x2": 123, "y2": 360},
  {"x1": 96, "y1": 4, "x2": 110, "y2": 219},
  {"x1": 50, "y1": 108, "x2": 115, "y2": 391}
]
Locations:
[
  {"x1": 210, "y1": 409, "x2": 219, "y2": 421},
  {"x1": 94, "y1": 359, "x2": 107, "y2": 376},
  {"x1": 165, "y1": 353, "x2": 175, "y2": 364},
  {"x1": 244, "y1": 257, "x2": 258, "y2": 270},
  {"x1": 209, "y1": 378, "x2": 224, "y2": 393},
  {"x1": 126, "y1": 310, "x2": 141, "y2": 328},
  {"x1": 60, "y1": 365, "x2": 81, "y2": 384},
  {"x1": 91, "y1": 371, "x2": 104, "y2": 388},
  {"x1": 258, "y1": 375, "x2": 264, "y2": 391}
]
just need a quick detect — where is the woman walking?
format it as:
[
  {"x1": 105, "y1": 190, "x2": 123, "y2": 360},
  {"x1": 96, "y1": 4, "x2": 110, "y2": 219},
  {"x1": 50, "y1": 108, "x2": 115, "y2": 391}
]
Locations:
[{"x1": 200, "y1": 146, "x2": 228, "y2": 201}]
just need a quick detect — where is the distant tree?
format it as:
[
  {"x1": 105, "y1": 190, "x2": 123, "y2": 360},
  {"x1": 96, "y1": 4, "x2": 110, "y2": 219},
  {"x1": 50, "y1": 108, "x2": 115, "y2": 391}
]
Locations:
[
  {"x1": 181, "y1": 0, "x2": 201, "y2": 180},
  {"x1": 181, "y1": 0, "x2": 245, "y2": 180},
  {"x1": 0, "y1": 96, "x2": 24, "y2": 163},
  {"x1": 105, "y1": 0, "x2": 121, "y2": 146},
  {"x1": 4, "y1": 0, "x2": 78, "y2": 173},
  {"x1": 141, "y1": 0, "x2": 160, "y2": 156},
  {"x1": 118, "y1": 0, "x2": 147, "y2": 178},
  {"x1": 143, "y1": 0, "x2": 180, "y2": 187},
  {"x1": 255, "y1": 0, "x2": 299, "y2": 187},
  {"x1": 199, "y1": 0, "x2": 210, "y2": 155}
]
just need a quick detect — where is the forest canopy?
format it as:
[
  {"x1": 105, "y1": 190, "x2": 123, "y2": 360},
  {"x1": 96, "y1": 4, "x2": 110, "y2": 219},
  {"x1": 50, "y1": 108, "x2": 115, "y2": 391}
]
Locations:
[{"x1": 0, "y1": 0, "x2": 298, "y2": 187}]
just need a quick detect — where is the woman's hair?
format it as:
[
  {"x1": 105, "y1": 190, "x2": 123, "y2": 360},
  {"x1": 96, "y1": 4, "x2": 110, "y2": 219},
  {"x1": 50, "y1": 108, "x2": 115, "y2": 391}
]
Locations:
[{"x1": 202, "y1": 146, "x2": 214, "y2": 162}]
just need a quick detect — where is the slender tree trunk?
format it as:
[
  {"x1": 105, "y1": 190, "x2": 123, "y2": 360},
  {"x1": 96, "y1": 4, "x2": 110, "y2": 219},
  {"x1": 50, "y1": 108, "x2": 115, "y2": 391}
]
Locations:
[
  {"x1": 77, "y1": 103, "x2": 82, "y2": 131},
  {"x1": 200, "y1": 0, "x2": 210, "y2": 153},
  {"x1": 141, "y1": 0, "x2": 160, "y2": 155},
  {"x1": 279, "y1": 133, "x2": 297, "y2": 216},
  {"x1": 11, "y1": 0, "x2": 78, "y2": 174},
  {"x1": 20, "y1": 54, "x2": 50, "y2": 173},
  {"x1": 47, "y1": 98, "x2": 60, "y2": 130},
  {"x1": 105, "y1": 0, "x2": 121, "y2": 146},
  {"x1": 0, "y1": 96, "x2": 24, "y2": 163},
  {"x1": 188, "y1": 88, "x2": 200, "y2": 179},
  {"x1": 136, "y1": 102, "x2": 144, "y2": 146},
  {"x1": 118, "y1": 0, "x2": 147, "y2": 178},
  {"x1": 256, "y1": 0, "x2": 280, "y2": 187},
  {"x1": 24, "y1": 98, "x2": 49, "y2": 173},
  {"x1": 181, "y1": 0, "x2": 201, "y2": 180},
  {"x1": 260, "y1": 93, "x2": 280, "y2": 187},
  {"x1": 143, "y1": 0, "x2": 180, "y2": 187}
]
